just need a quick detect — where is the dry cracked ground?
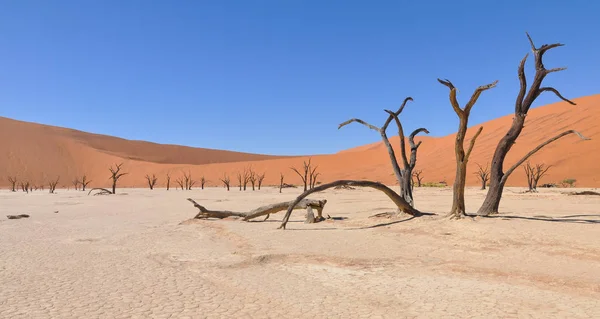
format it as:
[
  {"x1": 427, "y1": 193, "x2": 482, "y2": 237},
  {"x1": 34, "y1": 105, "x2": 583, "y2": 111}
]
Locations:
[{"x1": 1, "y1": 186, "x2": 600, "y2": 318}]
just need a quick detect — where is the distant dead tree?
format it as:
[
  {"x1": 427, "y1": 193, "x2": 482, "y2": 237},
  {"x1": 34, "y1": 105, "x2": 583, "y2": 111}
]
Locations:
[
  {"x1": 8, "y1": 176, "x2": 17, "y2": 192},
  {"x1": 243, "y1": 167, "x2": 251, "y2": 191},
  {"x1": 523, "y1": 162, "x2": 552, "y2": 192},
  {"x1": 248, "y1": 170, "x2": 257, "y2": 191},
  {"x1": 236, "y1": 172, "x2": 243, "y2": 191},
  {"x1": 438, "y1": 78, "x2": 497, "y2": 219},
  {"x1": 145, "y1": 174, "x2": 158, "y2": 190},
  {"x1": 176, "y1": 177, "x2": 185, "y2": 190},
  {"x1": 72, "y1": 178, "x2": 80, "y2": 191},
  {"x1": 183, "y1": 171, "x2": 195, "y2": 190},
  {"x1": 109, "y1": 163, "x2": 128, "y2": 194},
  {"x1": 475, "y1": 163, "x2": 491, "y2": 190},
  {"x1": 220, "y1": 174, "x2": 231, "y2": 191},
  {"x1": 166, "y1": 173, "x2": 171, "y2": 190},
  {"x1": 291, "y1": 158, "x2": 315, "y2": 192},
  {"x1": 79, "y1": 175, "x2": 92, "y2": 191},
  {"x1": 48, "y1": 177, "x2": 60, "y2": 194},
  {"x1": 20, "y1": 181, "x2": 30, "y2": 193},
  {"x1": 279, "y1": 173, "x2": 284, "y2": 193},
  {"x1": 200, "y1": 176, "x2": 207, "y2": 190},
  {"x1": 477, "y1": 33, "x2": 589, "y2": 216},
  {"x1": 339, "y1": 97, "x2": 429, "y2": 207},
  {"x1": 257, "y1": 173, "x2": 266, "y2": 190},
  {"x1": 412, "y1": 170, "x2": 424, "y2": 188},
  {"x1": 309, "y1": 166, "x2": 320, "y2": 189}
]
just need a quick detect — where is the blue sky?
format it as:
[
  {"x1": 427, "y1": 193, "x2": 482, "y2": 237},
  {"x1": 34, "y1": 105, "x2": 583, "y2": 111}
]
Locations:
[{"x1": 1, "y1": 1, "x2": 598, "y2": 155}]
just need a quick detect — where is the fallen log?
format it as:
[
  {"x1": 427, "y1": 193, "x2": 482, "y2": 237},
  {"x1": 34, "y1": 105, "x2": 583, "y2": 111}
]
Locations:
[
  {"x1": 243, "y1": 199, "x2": 327, "y2": 221},
  {"x1": 88, "y1": 188, "x2": 113, "y2": 196},
  {"x1": 7, "y1": 214, "x2": 30, "y2": 220},
  {"x1": 186, "y1": 198, "x2": 327, "y2": 222}
]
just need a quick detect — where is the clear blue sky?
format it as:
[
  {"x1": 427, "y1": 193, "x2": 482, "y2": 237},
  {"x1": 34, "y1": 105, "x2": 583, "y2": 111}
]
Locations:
[{"x1": 1, "y1": 1, "x2": 599, "y2": 155}]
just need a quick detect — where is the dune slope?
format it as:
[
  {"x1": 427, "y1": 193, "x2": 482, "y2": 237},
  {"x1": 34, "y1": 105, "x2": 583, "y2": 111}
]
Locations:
[{"x1": 1, "y1": 95, "x2": 598, "y2": 188}]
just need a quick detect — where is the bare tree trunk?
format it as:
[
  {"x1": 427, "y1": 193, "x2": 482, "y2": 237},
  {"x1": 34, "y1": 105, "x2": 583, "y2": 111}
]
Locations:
[
  {"x1": 477, "y1": 34, "x2": 588, "y2": 215},
  {"x1": 279, "y1": 173, "x2": 284, "y2": 193}
]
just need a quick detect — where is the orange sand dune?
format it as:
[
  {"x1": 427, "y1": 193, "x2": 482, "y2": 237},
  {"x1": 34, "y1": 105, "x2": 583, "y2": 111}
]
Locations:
[{"x1": 1, "y1": 95, "x2": 599, "y2": 188}]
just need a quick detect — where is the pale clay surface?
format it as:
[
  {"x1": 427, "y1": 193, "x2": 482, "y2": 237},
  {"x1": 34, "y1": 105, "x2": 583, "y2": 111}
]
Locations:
[{"x1": 1, "y1": 186, "x2": 599, "y2": 318}]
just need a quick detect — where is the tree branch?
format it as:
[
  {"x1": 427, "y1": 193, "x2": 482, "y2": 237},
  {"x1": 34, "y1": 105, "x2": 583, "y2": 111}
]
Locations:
[
  {"x1": 536, "y1": 87, "x2": 576, "y2": 105},
  {"x1": 502, "y1": 130, "x2": 590, "y2": 182},
  {"x1": 437, "y1": 78, "x2": 462, "y2": 115},
  {"x1": 515, "y1": 53, "x2": 529, "y2": 113},
  {"x1": 382, "y1": 97, "x2": 414, "y2": 131},
  {"x1": 384, "y1": 110, "x2": 409, "y2": 168},
  {"x1": 465, "y1": 126, "x2": 484, "y2": 161},
  {"x1": 278, "y1": 180, "x2": 422, "y2": 229},
  {"x1": 338, "y1": 118, "x2": 380, "y2": 131},
  {"x1": 408, "y1": 128, "x2": 430, "y2": 168},
  {"x1": 464, "y1": 81, "x2": 499, "y2": 114}
]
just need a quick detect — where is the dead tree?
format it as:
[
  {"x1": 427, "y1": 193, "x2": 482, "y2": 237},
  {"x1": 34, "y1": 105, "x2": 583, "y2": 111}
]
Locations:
[
  {"x1": 166, "y1": 173, "x2": 171, "y2": 190},
  {"x1": 109, "y1": 163, "x2": 128, "y2": 194},
  {"x1": 257, "y1": 173, "x2": 266, "y2": 190},
  {"x1": 79, "y1": 175, "x2": 92, "y2": 191},
  {"x1": 48, "y1": 177, "x2": 60, "y2": 194},
  {"x1": 183, "y1": 171, "x2": 195, "y2": 190},
  {"x1": 248, "y1": 170, "x2": 257, "y2": 191},
  {"x1": 243, "y1": 167, "x2": 251, "y2": 191},
  {"x1": 339, "y1": 97, "x2": 429, "y2": 207},
  {"x1": 8, "y1": 176, "x2": 17, "y2": 192},
  {"x1": 309, "y1": 166, "x2": 320, "y2": 189},
  {"x1": 477, "y1": 33, "x2": 589, "y2": 215},
  {"x1": 72, "y1": 178, "x2": 80, "y2": 191},
  {"x1": 145, "y1": 174, "x2": 158, "y2": 190},
  {"x1": 291, "y1": 158, "x2": 313, "y2": 192},
  {"x1": 176, "y1": 177, "x2": 185, "y2": 190},
  {"x1": 236, "y1": 172, "x2": 243, "y2": 191},
  {"x1": 200, "y1": 176, "x2": 207, "y2": 190},
  {"x1": 187, "y1": 198, "x2": 327, "y2": 222},
  {"x1": 279, "y1": 180, "x2": 422, "y2": 229},
  {"x1": 523, "y1": 162, "x2": 552, "y2": 192},
  {"x1": 475, "y1": 163, "x2": 490, "y2": 190},
  {"x1": 20, "y1": 181, "x2": 30, "y2": 193},
  {"x1": 220, "y1": 174, "x2": 231, "y2": 191},
  {"x1": 412, "y1": 170, "x2": 424, "y2": 188},
  {"x1": 279, "y1": 173, "x2": 284, "y2": 193},
  {"x1": 438, "y1": 78, "x2": 497, "y2": 218}
]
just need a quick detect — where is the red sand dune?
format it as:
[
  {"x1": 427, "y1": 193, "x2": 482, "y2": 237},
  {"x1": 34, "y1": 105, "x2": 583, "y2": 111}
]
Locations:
[{"x1": 1, "y1": 95, "x2": 599, "y2": 189}]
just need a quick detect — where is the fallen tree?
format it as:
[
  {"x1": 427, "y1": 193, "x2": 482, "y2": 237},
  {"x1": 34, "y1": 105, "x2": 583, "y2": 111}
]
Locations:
[
  {"x1": 187, "y1": 198, "x2": 327, "y2": 222},
  {"x1": 278, "y1": 180, "x2": 423, "y2": 230}
]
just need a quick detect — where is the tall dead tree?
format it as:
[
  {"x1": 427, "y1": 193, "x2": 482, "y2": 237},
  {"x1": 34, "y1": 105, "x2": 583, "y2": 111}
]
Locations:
[
  {"x1": 243, "y1": 167, "x2": 251, "y2": 191},
  {"x1": 523, "y1": 162, "x2": 552, "y2": 192},
  {"x1": 183, "y1": 171, "x2": 195, "y2": 190},
  {"x1": 200, "y1": 176, "x2": 207, "y2": 189},
  {"x1": 291, "y1": 158, "x2": 313, "y2": 192},
  {"x1": 412, "y1": 170, "x2": 424, "y2": 188},
  {"x1": 109, "y1": 163, "x2": 128, "y2": 194},
  {"x1": 339, "y1": 97, "x2": 429, "y2": 207},
  {"x1": 279, "y1": 173, "x2": 284, "y2": 193},
  {"x1": 166, "y1": 173, "x2": 171, "y2": 190},
  {"x1": 438, "y1": 78, "x2": 497, "y2": 218},
  {"x1": 475, "y1": 163, "x2": 490, "y2": 190},
  {"x1": 20, "y1": 181, "x2": 30, "y2": 193},
  {"x1": 79, "y1": 175, "x2": 92, "y2": 191},
  {"x1": 477, "y1": 33, "x2": 589, "y2": 215},
  {"x1": 220, "y1": 174, "x2": 231, "y2": 191},
  {"x1": 8, "y1": 176, "x2": 17, "y2": 192},
  {"x1": 257, "y1": 173, "x2": 266, "y2": 190},
  {"x1": 48, "y1": 177, "x2": 60, "y2": 194},
  {"x1": 145, "y1": 174, "x2": 158, "y2": 190}
]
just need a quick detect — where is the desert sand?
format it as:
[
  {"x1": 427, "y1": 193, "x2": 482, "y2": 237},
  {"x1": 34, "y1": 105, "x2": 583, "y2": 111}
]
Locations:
[
  {"x1": 2, "y1": 95, "x2": 600, "y2": 189},
  {"x1": 1, "y1": 186, "x2": 599, "y2": 318}
]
